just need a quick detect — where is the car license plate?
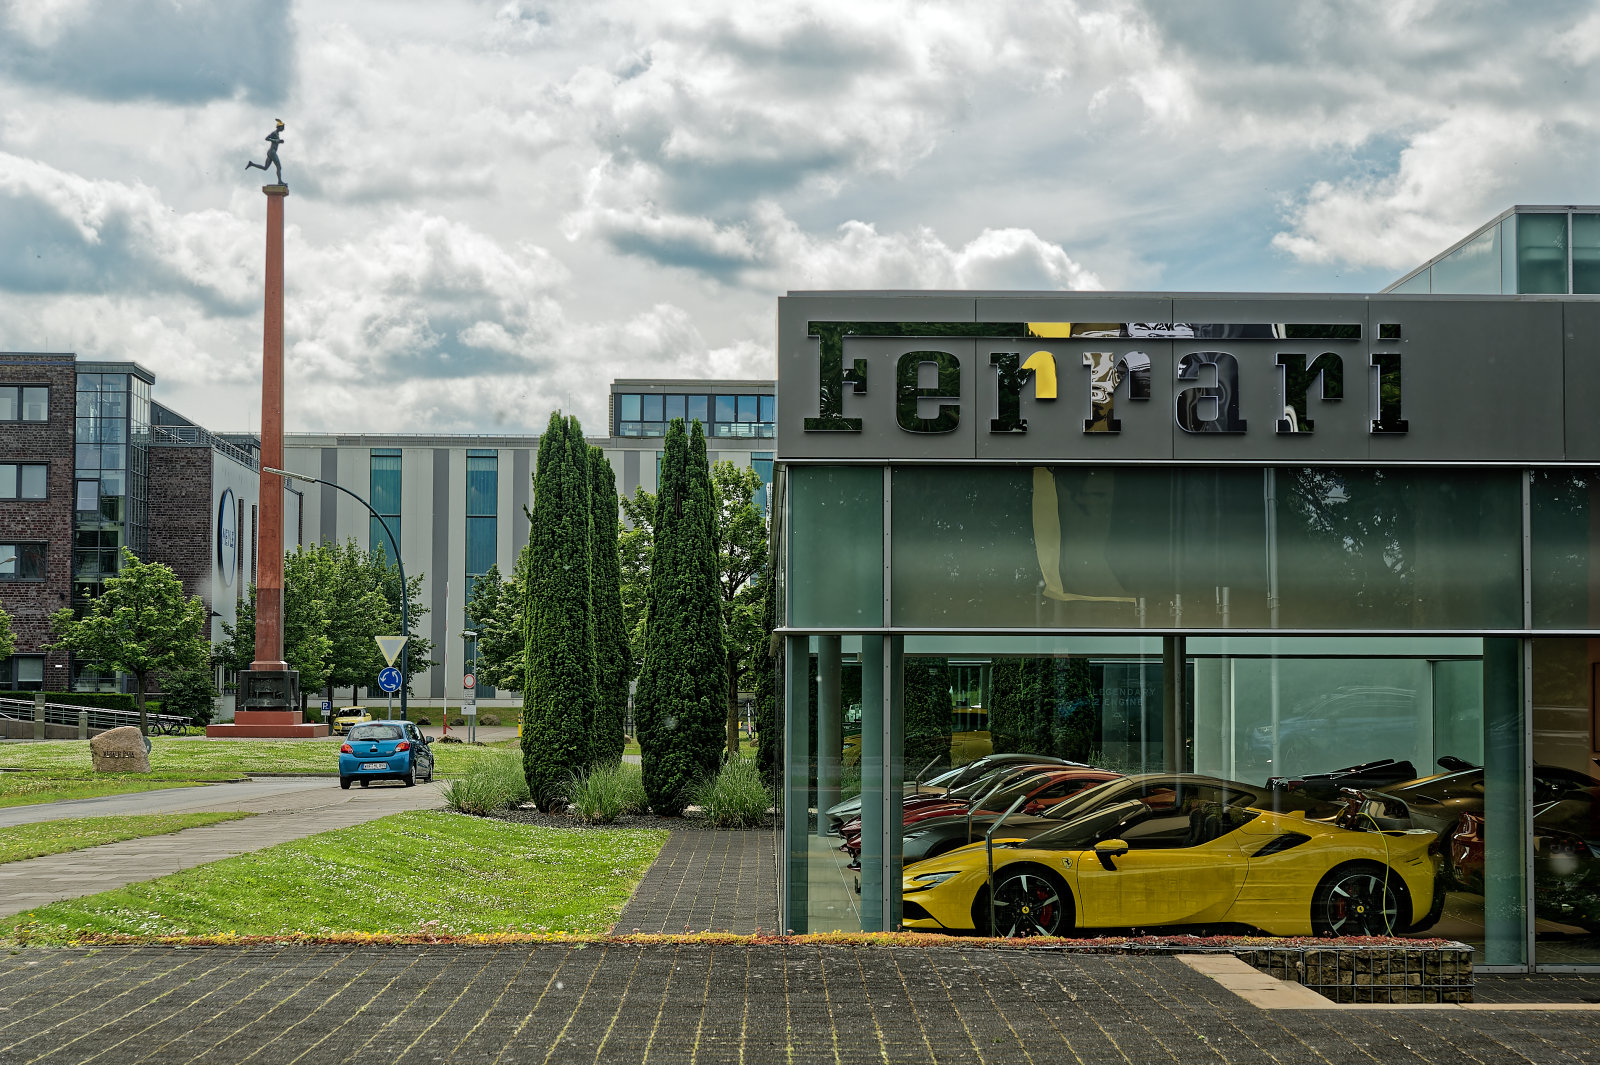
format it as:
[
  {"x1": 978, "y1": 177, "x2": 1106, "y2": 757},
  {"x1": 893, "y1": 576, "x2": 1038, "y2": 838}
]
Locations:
[{"x1": 360, "y1": 761, "x2": 387, "y2": 770}]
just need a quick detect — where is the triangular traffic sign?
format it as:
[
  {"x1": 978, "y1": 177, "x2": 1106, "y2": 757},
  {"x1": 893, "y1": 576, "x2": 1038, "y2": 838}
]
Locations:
[{"x1": 375, "y1": 635, "x2": 409, "y2": 666}]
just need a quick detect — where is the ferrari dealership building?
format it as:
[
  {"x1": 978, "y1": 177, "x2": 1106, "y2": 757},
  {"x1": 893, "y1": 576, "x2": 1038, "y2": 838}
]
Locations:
[{"x1": 774, "y1": 280, "x2": 1600, "y2": 970}]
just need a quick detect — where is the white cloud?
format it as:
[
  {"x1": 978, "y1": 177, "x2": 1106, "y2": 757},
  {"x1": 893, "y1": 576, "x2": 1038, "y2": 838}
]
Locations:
[{"x1": 1270, "y1": 113, "x2": 1546, "y2": 271}]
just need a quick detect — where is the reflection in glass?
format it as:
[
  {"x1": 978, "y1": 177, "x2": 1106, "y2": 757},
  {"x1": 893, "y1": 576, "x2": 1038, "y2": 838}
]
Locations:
[
  {"x1": 1432, "y1": 225, "x2": 1501, "y2": 294},
  {"x1": 1175, "y1": 352, "x2": 1247, "y2": 433},
  {"x1": 1082, "y1": 350, "x2": 1150, "y2": 433},
  {"x1": 1518, "y1": 212, "x2": 1569, "y2": 294},
  {"x1": 1531, "y1": 638, "x2": 1600, "y2": 964},
  {"x1": 1369, "y1": 353, "x2": 1408, "y2": 434},
  {"x1": 895, "y1": 351, "x2": 961, "y2": 433},
  {"x1": 1275, "y1": 353, "x2": 1343, "y2": 434},
  {"x1": 1532, "y1": 470, "x2": 1600, "y2": 629},
  {"x1": 1575, "y1": 214, "x2": 1600, "y2": 295}
]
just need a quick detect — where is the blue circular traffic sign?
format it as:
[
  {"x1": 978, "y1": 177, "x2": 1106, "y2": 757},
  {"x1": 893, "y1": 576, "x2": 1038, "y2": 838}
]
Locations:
[{"x1": 377, "y1": 666, "x2": 403, "y2": 693}]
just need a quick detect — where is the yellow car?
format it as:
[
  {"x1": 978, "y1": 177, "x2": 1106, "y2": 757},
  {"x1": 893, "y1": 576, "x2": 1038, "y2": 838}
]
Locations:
[
  {"x1": 331, "y1": 706, "x2": 372, "y2": 735},
  {"x1": 900, "y1": 781, "x2": 1439, "y2": 938}
]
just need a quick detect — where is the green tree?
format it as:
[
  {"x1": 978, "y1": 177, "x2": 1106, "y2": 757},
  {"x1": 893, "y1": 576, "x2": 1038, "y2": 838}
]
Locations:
[
  {"x1": 318, "y1": 539, "x2": 395, "y2": 703},
  {"x1": 589, "y1": 447, "x2": 629, "y2": 764},
  {"x1": 521, "y1": 412, "x2": 596, "y2": 808},
  {"x1": 465, "y1": 562, "x2": 525, "y2": 693},
  {"x1": 711, "y1": 460, "x2": 769, "y2": 760},
  {"x1": 617, "y1": 486, "x2": 656, "y2": 672},
  {"x1": 752, "y1": 566, "x2": 780, "y2": 781},
  {"x1": 903, "y1": 656, "x2": 953, "y2": 774},
  {"x1": 0, "y1": 595, "x2": 14, "y2": 662},
  {"x1": 634, "y1": 419, "x2": 726, "y2": 815},
  {"x1": 371, "y1": 542, "x2": 435, "y2": 698},
  {"x1": 49, "y1": 548, "x2": 209, "y2": 735},
  {"x1": 160, "y1": 665, "x2": 219, "y2": 725}
]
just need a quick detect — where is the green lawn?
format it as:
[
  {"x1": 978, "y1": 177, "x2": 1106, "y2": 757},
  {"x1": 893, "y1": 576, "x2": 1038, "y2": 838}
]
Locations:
[
  {"x1": 0, "y1": 737, "x2": 511, "y2": 779},
  {"x1": 7, "y1": 811, "x2": 668, "y2": 943},
  {"x1": 0, "y1": 812, "x2": 252, "y2": 864},
  {"x1": 0, "y1": 774, "x2": 230, "y2": 809}
]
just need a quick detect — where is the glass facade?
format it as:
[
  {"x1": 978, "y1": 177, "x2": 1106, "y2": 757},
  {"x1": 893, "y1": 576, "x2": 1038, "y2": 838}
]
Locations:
[
  {"x1": 783, "y1": 463, "x2": 1600, "y2": 970},
  {"x1": 887, "y1": 466, "x2": 1521, "y2": 631},
  {"x1": 71, "y1": 371, "x2": 148, "y2": 619},
  {"x1": 1391, "y1": 211, "x2": 1600, "y2": 295},
  {"x1": 464, "y1": 449, "x2": 498, "y2": 697},
  {"x1": 614, "y1": 391, "x2": 775, "y2": 439},
  {"x1": 369, "y1": 448, "x2": 402, "y2": 564}
]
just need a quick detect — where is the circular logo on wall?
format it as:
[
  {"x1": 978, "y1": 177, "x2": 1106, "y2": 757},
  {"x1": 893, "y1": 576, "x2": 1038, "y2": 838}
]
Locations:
[{"x1": 217, "y1": 488, "x2": 238, "y2": 587}]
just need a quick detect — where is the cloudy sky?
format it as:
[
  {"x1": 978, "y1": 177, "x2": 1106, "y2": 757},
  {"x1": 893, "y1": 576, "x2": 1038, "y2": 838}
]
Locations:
[{"x1": 2, "y1": 0, "x2": 1597, "y2": 435}]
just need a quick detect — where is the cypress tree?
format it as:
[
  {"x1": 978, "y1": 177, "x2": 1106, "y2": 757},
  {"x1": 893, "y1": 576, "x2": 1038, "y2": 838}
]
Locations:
[
  {"x1": 903, "y1": 656, "x2": 954, "y2": 774},
  {"x1": 589, "y1": 446, "x2": 629, "y2": 765},
  {"x1": 635, "y1": 418, "x2": 726, "y2": 814},
  {"x1": 752, "y1": 565, "x2": 780, "y2": 782},
  {"x1": 521, "y1": 412, "x2": 596, "y2": 809}
]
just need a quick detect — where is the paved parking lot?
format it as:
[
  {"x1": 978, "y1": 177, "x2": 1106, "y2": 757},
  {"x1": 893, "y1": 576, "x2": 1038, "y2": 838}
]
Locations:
[{"x1": 5, "y1": 943, "x2": 1600, "y2": 1065}]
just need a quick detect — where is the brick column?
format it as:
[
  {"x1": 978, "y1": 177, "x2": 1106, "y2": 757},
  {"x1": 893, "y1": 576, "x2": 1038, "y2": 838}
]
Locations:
[{"x1": 252, "y1": 184, "x2": 289, "y2": 675}]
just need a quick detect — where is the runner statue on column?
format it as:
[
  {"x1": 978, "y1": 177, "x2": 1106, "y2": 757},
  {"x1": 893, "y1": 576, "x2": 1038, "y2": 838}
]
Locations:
[{"x1": 244, "y1": 120, "x2": 286, "y2": 184}]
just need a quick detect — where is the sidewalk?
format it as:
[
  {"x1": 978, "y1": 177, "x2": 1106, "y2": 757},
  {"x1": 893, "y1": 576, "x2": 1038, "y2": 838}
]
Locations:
[
  {"x1": 0, "y1": 779, "x2": 445, "y2": 918},
  {"x1": 3, "y1": 942, "x2": 1598, "y2": 1065}
]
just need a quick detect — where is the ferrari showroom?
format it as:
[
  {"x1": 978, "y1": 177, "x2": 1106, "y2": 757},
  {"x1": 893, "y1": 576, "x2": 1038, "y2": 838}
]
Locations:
[{"x1": 772, "y1": 283, "x2": 1600, "y2": 972}]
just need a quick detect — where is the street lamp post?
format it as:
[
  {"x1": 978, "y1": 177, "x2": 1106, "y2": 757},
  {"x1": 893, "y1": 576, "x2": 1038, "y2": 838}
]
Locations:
[
  {"x1": 461, "y1": 629, "x2": 478, "y2": 743},
  {"x1": 262, "y1": 467, "x2": 411, "y2": 720}
]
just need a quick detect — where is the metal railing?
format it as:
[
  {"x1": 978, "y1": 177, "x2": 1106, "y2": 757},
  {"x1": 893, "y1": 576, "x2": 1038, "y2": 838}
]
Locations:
[
  {"x1": 148, "y1": 423, "x2": 259, "y2": 470},
  {"x1": 0, "y1": 697, "x2": 191, "y2": 736}
]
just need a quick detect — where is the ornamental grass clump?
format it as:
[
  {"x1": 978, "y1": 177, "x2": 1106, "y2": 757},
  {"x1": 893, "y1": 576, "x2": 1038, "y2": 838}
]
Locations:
[
  {"x1": 569, "y1": 762, "x2": 648, "y2": 824},
  {"x1": 443, "y1": 750, "x2": 530, "y2": 816},
  {"x1": 693, "y1": 756, "x2": 773, "y2": 828}
]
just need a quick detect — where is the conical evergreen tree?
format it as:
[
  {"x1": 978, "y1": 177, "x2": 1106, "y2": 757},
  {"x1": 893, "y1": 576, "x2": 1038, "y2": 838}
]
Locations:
[
  {"x1": 589, "y1": 446, "x2": 629, "y2": 765},
  {"x1": 635, "y1": 418, "x2": 726, "y2": 814},
  {"x1": 903, "y1": 656, "x2": 954, "y2": 773},
  {"x1": 752, "y1": 565, "x2": 780, "y2": 782},
  {"x1": 521, "y1": 412, "x2": 596, "y2": 808}
]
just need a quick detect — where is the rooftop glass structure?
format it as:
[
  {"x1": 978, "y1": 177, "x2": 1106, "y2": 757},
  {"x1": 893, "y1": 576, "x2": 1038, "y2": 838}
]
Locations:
[{"x1": 1386, "y1": 206, "x2": 1600, "y2": 295}]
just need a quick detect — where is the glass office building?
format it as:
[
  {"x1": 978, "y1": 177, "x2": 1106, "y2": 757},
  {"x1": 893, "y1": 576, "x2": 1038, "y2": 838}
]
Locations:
[{"x1": 775, "y1": 292, "x2": 1600, "y2": 971}]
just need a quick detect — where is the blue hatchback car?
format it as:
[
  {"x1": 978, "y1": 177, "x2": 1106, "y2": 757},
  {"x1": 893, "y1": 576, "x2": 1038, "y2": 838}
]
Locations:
[{"x1": 339, "y1": 720, "x2": 434, "y2": 789}]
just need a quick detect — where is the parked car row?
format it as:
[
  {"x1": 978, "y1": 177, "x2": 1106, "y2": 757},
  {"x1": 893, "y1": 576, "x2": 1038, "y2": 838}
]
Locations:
[{"x1": 866, "y1": 749, "x2": 1600, "y2": 940}]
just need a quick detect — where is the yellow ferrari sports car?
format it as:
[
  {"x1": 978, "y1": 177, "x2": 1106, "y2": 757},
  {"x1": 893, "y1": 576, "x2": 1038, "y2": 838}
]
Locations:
[{"x1": 901, "y1": 781, "x2": 1440, "y2": 938}]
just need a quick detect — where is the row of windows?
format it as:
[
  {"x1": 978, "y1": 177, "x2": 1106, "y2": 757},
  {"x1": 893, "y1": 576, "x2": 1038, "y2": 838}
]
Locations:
[
  {"x1": 1, "y1": 463, "x2": 47, "y2": 500},
  {"x1": 615, "y1": 393, "x2": 776, "y2": 438},
  {"x1": 370, "y1": 448, "x2": 402, "y2": 563},
  {"x1": 0, "y1": 386, "x2": 48, "y2": 422}
]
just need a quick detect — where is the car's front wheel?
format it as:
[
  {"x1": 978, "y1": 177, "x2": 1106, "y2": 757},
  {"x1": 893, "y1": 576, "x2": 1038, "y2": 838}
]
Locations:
[
  {"x1": 1312, "y1": 862, "x2": 1404, "y2": 936},
  {"x1": 975, "y1": 866, "x2": 1074, "y2": 937}
]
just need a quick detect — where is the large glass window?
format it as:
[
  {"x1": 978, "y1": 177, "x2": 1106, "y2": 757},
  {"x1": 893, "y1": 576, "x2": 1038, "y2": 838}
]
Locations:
[
  {"x1": 465, "y1": 450, "x2": 498, "y2": 697},
  {"x1": 1531, "y1": 637, "x2": 1600, "y2": 965},
  {"x1": 0, "y1": 386, "x2": 47, "y2": 421},
  {"x1": 0, "y1": 464, "x2": 47, "y2": 499},
  {"x1": 370, "y1": 448, "x2": 402, "y2": 562},
  {"x1": 1431, "y1": 225, "x2": 1500, "y2": 293},
  {"x1": 888, "y1": 466, "x2": 1522, "y2": 630},
  {"x1": 0, "y1": 654, "x2": 45, "y2": 690},
  {"x1": 1532, "y1": 470, "x2": 1600, "y2": 629},
  {"x1": 713, "y1": 393, "x2": 776, "y2": 438},
  {"x1": 1575, "y1": 213, "x2": 1600, "y2": 295},
  {"x1": 1517, "y1": 212, "x2": 1569, "y2": 294},
  {"x1": 0, "y1": 543, "x2": 45, "y2": 580},
  {"x1": 787, "y1": 467, "x2": 883, "y2": 628}
]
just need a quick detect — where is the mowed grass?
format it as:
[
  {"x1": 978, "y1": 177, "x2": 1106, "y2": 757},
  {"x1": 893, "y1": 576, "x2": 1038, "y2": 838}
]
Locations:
[
  {"x1": 7, "y1": 811, "x2": 668, "y2": 943},
  {"x1": 0, "y1": 812, "x2": 252, "y2": 864},
  {"x1": 0, "y1": 774, "x2": 231, "y2": 809},
  {"x1": 0, "y1": 737, "x2": 511, "y2": 780}
]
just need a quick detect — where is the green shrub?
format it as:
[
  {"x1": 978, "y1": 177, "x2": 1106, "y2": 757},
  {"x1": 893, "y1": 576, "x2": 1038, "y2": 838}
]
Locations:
[
  {"x1": 693, "y1": 756, "x2": 773, "y2": 828},
  {"x1": 450, "y1": 715, "x2": 466, "y2": 727},
  {"x1": 480, "y1": 714, "x2": 501, "y2": 727},
  {"x1": 442, "y1": 750, "x2": 530, "y2": 816},
  {"x1": 568, "y1": 761, "x2": 648, "y2": 824},
  {"x1": 415, "y1": 716, "x2": 431, "y2": 726}
]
